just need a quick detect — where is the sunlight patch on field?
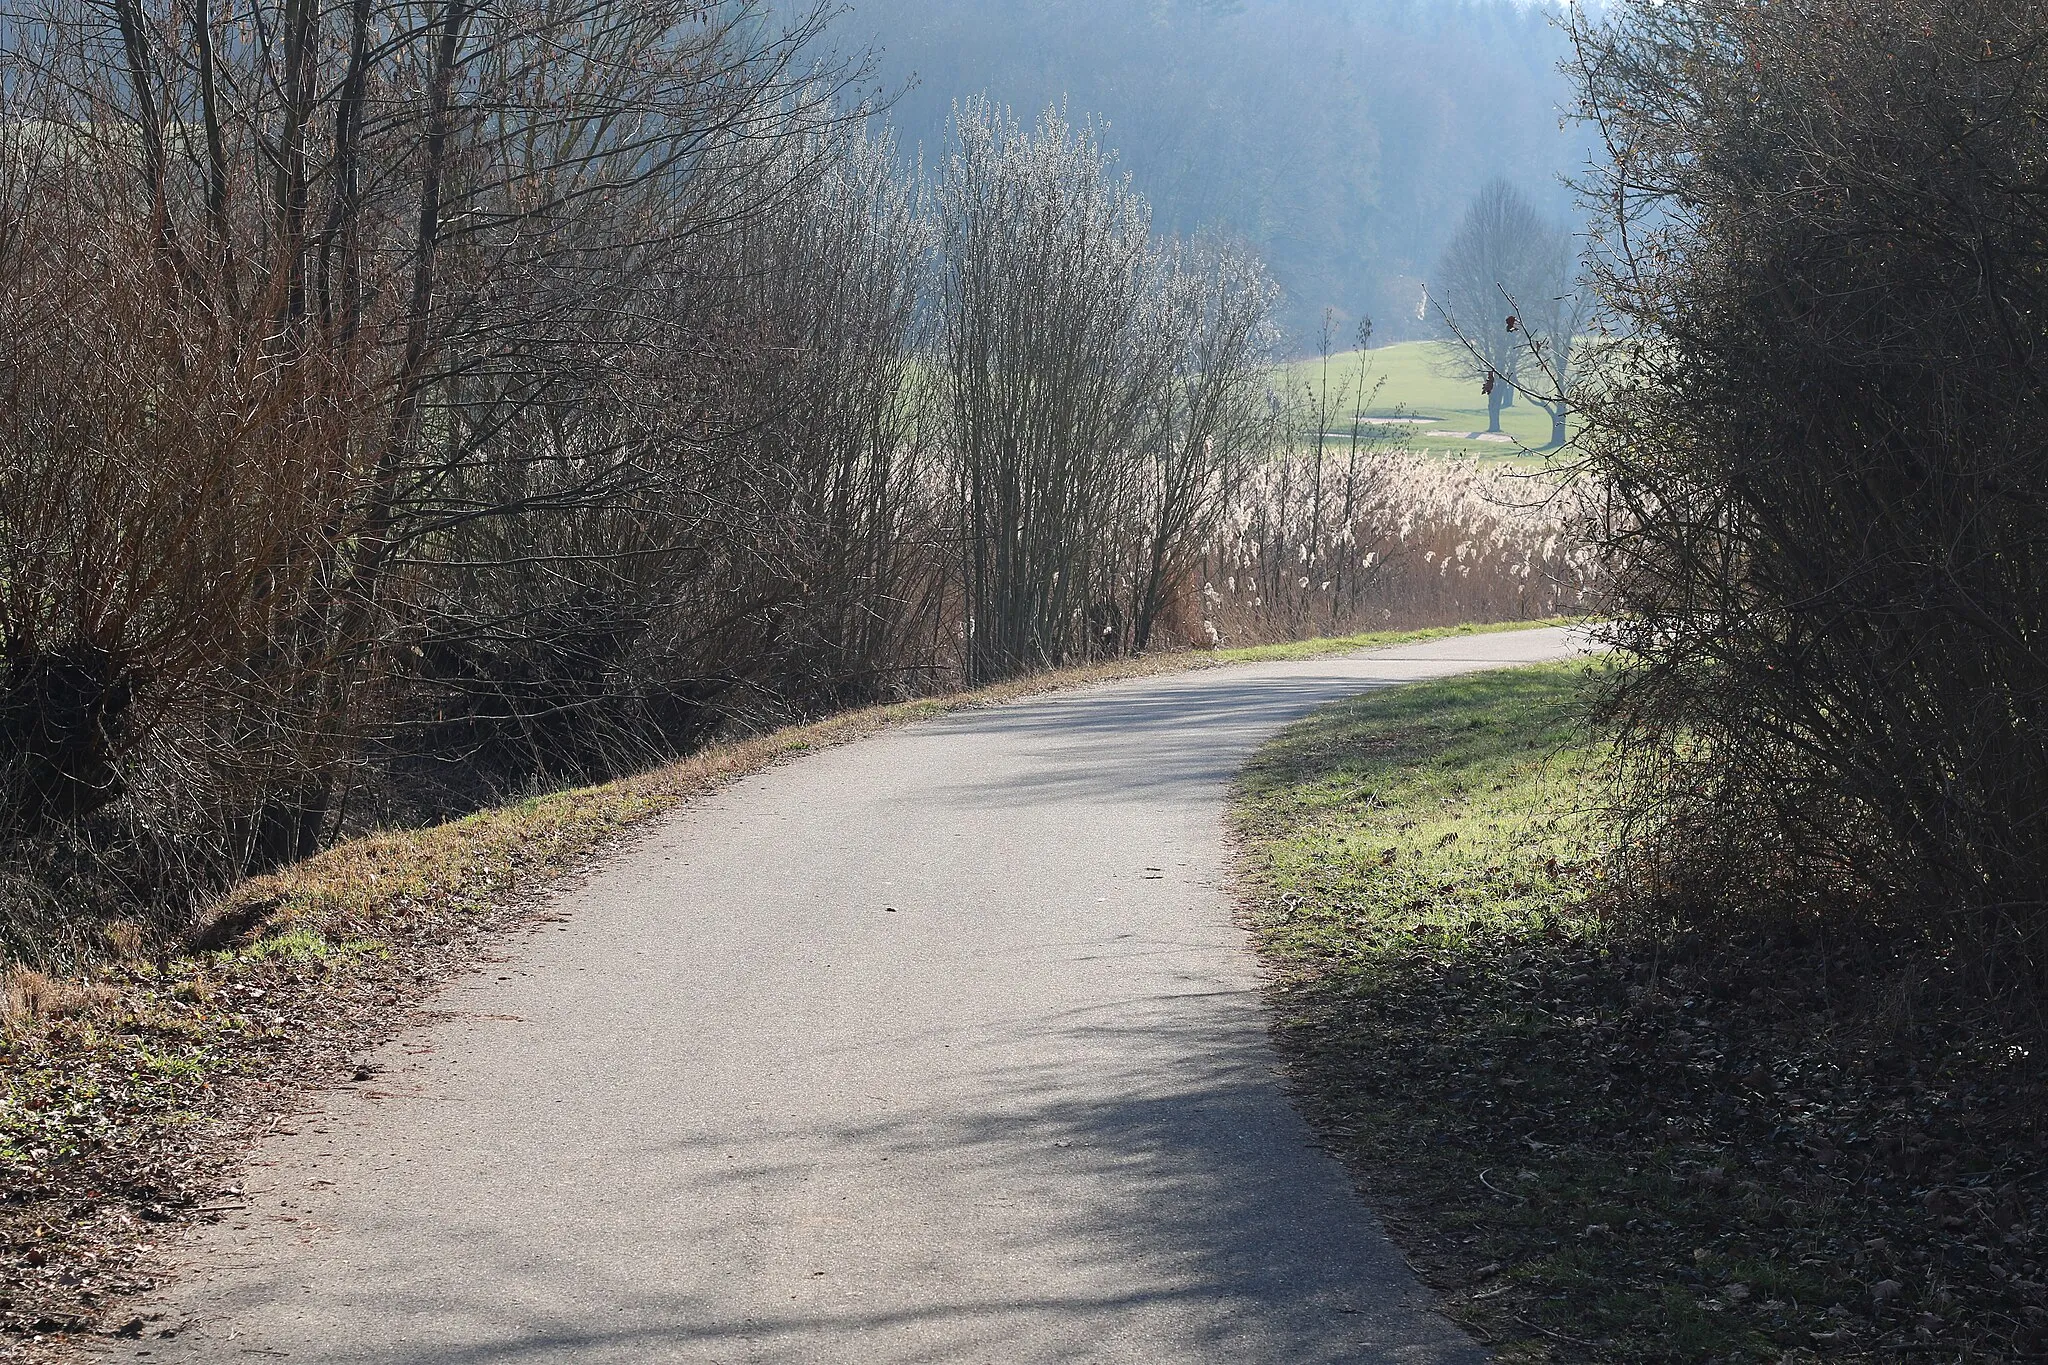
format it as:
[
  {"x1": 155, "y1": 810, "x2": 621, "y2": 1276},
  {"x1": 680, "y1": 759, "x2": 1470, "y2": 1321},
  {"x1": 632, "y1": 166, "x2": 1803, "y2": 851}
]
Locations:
[{"x1": 1278, "y1": 339, "x2": 1578, "y2": 458}]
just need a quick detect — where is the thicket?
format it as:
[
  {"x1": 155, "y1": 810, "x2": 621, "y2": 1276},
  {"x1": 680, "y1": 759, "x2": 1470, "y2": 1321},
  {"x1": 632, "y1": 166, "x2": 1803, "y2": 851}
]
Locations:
[
  {"x1": 938, "y1": 101, "x2": 1279, "y2": 679},
  {"x1": 0, "y1": 0, "x2": 1594, "y2": 964},
  {"x1": 1573, "y1": 0, "x2": 2048, "y2": 995}
]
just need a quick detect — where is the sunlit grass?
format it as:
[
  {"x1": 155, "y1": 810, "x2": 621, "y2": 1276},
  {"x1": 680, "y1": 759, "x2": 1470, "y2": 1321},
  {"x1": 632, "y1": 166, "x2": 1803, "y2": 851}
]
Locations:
[
  {"x1": 1215, "y1": 617, "x2": 1573, "y2": 664},
  {"x1": 1275, "y1": 339, "x2": 1577, "y2": 458},
  {"x1": 1237, "y1": 661, "x2": 1603, "y2": 954}
]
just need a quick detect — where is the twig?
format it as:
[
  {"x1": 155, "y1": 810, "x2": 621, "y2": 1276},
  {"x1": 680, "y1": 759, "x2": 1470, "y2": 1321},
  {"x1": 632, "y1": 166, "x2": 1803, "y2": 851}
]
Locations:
[
  {"x1": 1478, "y1": 1167, "x2": 1529, "y2": 1203},
  {"x1": 1514, "y1": 1315, "x2": 1600, "y2": 1349}
]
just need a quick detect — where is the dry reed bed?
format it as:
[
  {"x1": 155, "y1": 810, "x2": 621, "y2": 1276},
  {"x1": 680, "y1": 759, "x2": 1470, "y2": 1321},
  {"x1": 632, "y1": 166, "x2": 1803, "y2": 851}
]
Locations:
[{"x1": 1199, "y1": 450, "x2": 1596, "y2": 645}]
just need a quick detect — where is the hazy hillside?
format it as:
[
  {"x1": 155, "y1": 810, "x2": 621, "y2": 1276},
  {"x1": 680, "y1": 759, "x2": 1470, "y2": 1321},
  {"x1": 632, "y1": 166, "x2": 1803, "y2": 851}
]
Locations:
[{"x1": 813, "y1": 0, "x2": 1588, "y2": 347}]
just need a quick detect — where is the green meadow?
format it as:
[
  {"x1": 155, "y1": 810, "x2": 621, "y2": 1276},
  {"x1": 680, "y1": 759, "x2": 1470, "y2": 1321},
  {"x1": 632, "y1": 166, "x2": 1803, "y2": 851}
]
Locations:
[{"x1": 1276, "y1": 339, "x2": 1576, "y2": 458}]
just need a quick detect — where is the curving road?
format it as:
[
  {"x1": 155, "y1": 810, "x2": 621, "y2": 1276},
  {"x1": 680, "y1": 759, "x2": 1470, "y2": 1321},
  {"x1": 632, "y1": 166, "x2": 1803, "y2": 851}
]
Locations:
[{"x1": 123, "y1": 627, "x2": 1586, "y2": 1364}]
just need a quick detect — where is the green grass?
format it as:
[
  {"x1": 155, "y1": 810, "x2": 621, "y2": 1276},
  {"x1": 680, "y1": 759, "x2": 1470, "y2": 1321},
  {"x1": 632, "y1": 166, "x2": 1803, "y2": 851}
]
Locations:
[
  {"x1": 1231, "y1": 663, "x2": 1783, "y2": 1361},
  {"x1": 1232, "y1": 663, "x2": 2042, "y2": 1361},
  {"x1": 1277, "y1": 339, "x2": 1575, "y2": 459},
  {"x1": 1238, "y1": 660, "x2": 1604, "y2": 959},
  {"x1": 240, "y1": 927, "x2": 383, "y2": 966}
]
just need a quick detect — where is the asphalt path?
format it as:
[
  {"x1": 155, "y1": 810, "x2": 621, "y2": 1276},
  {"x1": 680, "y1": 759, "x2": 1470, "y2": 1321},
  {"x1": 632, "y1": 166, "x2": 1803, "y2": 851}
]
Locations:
[{"x1": 121, "y1": 627, "x2": 1587, "y2": 1364}]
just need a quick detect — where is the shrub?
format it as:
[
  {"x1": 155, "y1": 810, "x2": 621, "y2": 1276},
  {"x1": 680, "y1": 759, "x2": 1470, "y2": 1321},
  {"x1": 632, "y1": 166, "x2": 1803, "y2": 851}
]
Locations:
[{"x1": 1573, "y1": 0, "x2": 2048, "y2": 988}]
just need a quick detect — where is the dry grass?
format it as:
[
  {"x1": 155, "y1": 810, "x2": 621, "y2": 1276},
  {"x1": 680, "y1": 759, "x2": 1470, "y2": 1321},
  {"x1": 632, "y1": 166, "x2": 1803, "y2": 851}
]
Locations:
[
  {"x1": 1199, "y1": 450, "x2": 1596, "y2": 644},
  {"x1": 0, "y1": 971, "x2": 115, "y2": 1030}
]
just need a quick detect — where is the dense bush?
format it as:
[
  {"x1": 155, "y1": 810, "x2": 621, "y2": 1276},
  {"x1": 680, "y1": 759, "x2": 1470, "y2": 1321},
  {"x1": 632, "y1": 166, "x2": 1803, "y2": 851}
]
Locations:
[
  {"x1": 0, "y1": 0, "x2": 928, "y2": 955},
  {"x1": 1573, "y1": 0, "x2": 2048, "y2": 987}
]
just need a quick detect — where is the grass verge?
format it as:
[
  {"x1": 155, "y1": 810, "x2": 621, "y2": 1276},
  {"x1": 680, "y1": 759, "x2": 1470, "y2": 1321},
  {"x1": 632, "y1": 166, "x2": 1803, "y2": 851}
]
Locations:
[
  {"x1": 1234, "y1": 662, "x2": 2046, "y2": 1362},
  {"x1": 1212, "y1": 617, "x2": 1575, "y2": 665},
  {"x1": 0, "y1": 617, "x2": 1565, "y2": 1358}
]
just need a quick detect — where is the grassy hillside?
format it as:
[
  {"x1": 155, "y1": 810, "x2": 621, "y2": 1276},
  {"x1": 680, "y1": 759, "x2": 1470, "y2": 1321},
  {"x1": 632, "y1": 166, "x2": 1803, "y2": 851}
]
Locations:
[{"x1": 1276, "y1": 340, "x2": 1574, "y2": 458}]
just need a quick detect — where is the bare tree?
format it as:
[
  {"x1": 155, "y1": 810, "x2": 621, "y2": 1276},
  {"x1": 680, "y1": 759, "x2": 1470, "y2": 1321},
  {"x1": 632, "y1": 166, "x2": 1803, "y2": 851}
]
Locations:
[
  {"x1": 1430, "y1": 179, "x2": 1561, "y2": 434},
  {"x1": 687, "y1": 115, "x2": 945, "y2": 711},
  {"x1": 1127, "y1": 235, "x2": 1280, "y2": 651},
  {"x1": 1509, "y1": 234, "x2": 1595, "y2": 450},
  {"x1": 1325, "y1": 317, "x2": 1389, "y2": 624},
  {"x1": 938, "y1": 100, "x2": 1165, "y2": 683}
]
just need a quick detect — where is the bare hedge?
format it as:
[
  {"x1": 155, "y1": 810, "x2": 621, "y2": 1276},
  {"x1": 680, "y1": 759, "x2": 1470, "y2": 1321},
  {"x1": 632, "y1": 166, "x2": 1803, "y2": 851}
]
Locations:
[{"x1": 1573, "y1": 0, "x2": 2048, "y2": 986}]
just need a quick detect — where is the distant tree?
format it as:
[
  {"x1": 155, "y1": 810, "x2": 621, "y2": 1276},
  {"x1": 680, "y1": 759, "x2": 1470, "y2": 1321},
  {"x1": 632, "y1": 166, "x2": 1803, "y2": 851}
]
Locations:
[
  {"x1": 937, "y1": 101, "x2": 1278, "y2": 677},
  {"x1": 816, "y1": 0, "x2": 1582, "y2": 346},
  {"x1": 1512, "y1": 233, "x2": 1595, "y2": 450},
  {"x1": 938, "y1": 101, "x2": 1163, "y2": 683},
  {"x1": 1127, "y1": 236, "x2": 1279, "y2": 651},
  {"x1": 1429, "y1": 180, "x2": 1560, "y2": 434}
]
